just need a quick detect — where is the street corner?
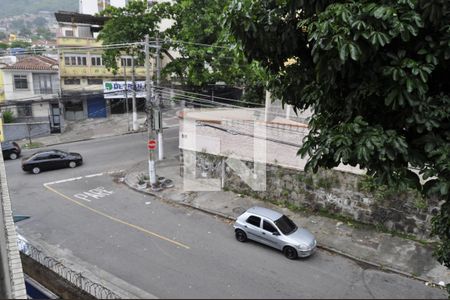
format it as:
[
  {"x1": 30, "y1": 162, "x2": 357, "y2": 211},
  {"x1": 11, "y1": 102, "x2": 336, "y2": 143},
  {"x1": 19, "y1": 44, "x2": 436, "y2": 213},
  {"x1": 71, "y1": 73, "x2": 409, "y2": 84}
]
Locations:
[{"x1": 124, "y1": 170, "x2": 177, "y2": 196}]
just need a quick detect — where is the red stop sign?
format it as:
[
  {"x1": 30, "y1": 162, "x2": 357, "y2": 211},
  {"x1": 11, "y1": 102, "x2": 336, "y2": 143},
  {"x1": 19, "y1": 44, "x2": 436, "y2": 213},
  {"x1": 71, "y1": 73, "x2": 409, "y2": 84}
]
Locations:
[{"x1": 148, "y1": 139, "x2": 157, "y2": 150}]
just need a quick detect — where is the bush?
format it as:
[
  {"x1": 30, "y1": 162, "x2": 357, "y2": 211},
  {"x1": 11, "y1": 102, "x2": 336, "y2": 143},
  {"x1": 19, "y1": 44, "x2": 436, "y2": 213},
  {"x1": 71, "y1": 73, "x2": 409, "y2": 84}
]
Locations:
[
  {"x1": 2, "y1": 110, "x2": 14, "y2": 123},
  {"x1": 137, "y1": 173, "x2": 149, "y2": 185}
]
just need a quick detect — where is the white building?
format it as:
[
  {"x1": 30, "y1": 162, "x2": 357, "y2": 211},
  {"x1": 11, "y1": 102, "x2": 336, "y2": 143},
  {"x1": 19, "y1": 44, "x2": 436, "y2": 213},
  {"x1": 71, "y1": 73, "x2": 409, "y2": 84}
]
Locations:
[
  {"x1": 79, "y1": 0, "x2": 130, "y2": 15},
  {"x1": 78, "y1": 0, "x2": 172, "y2": 27},
  {"x1": 0, "y1": 55, "x2": 62, "y2": 132}
]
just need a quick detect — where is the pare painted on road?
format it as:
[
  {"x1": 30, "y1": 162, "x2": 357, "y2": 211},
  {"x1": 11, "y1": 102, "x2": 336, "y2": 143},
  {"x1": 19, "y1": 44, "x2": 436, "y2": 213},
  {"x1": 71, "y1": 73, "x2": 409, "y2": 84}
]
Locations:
[{"x1": 74, "y1": 187, "x2": 114, "y2": 202}]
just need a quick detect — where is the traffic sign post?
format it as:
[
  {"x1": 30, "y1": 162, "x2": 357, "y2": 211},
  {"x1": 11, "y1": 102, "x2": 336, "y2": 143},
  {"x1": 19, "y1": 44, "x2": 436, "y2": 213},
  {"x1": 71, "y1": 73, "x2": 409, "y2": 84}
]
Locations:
[{"x1": 148, "y1": 139, "x2": 157, "y2": 150}]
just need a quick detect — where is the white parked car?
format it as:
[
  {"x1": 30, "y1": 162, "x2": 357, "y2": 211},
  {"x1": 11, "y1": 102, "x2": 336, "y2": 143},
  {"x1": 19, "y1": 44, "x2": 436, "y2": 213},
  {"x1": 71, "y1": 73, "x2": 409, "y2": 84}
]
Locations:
[{"x1": 234, "y1": 206, "x2": 317, "y2": 259}]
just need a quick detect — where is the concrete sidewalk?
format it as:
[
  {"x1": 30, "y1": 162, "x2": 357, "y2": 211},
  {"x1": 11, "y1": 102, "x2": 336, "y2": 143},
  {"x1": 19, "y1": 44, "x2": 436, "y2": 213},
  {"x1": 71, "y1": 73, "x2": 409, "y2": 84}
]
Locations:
[
  {"x1": 124, "y1": 158, "x2": 450, "y2": 292},
  {"x1": 14, "y1": 110, "x2": 180, "y2": 149}
]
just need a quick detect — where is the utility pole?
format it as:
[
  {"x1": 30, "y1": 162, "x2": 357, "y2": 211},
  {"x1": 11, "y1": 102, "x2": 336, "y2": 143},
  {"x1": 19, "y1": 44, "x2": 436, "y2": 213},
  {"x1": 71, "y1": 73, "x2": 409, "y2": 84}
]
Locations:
[
  {"x1": 156, "y1": 35, "x2": 164, "y2": 160},
  {"x1": 145, "y1": 34, "x2": 157, "y2": 186},
  {"x1": 123, "y1": 63, "x2": 130, "y2": 131},
  {"x1": 56, "y1": 48, "x2": 64, "y2": 133},
  {"x1": 131, "y1": 55, "x2": 138, "y2": 131}
]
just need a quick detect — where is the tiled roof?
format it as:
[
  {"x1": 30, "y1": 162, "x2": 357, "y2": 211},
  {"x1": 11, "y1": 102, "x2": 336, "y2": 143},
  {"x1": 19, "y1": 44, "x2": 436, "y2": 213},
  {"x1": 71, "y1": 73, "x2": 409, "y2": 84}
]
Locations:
[{"x1": 2, "y1": 55, "x2": 58, "y2": 71}]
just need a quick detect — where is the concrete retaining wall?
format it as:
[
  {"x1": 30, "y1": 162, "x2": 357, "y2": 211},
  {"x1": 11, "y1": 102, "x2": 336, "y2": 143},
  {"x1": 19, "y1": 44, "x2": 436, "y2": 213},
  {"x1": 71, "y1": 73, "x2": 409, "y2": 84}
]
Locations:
[
  {"x1": 3, "y1": 122, "x2": 51, "y2": 142},
  {"x1": 181, "y1": 150, "x2": 442, "y2": 239}
]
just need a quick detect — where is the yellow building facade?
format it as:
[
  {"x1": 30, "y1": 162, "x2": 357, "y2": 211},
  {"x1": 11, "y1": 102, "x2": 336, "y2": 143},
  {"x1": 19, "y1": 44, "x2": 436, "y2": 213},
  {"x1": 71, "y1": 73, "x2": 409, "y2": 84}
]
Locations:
[{"x1": 55, "y1": 11, "x2": 146, "y2": 120}]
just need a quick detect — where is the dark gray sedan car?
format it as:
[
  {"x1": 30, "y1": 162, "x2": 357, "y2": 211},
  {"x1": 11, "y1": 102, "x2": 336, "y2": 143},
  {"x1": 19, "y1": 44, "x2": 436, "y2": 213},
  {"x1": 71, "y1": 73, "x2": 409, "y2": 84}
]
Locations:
[
  {"x1": 22, "y1": 149, "x2": 83, "y2": 174},
  {"x1": 1, "y1": 141, "x2": 21, "y2": 160},
  {"x1": 234, "y1": 206, "x2": 317, "y2": 259}
]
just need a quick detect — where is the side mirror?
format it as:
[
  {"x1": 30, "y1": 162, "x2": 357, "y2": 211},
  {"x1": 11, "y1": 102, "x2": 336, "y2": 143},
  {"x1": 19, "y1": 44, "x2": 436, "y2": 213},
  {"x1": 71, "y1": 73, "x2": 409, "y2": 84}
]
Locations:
[{"x1": 272, "y1": 231, "x2": 280, "y2": 236}]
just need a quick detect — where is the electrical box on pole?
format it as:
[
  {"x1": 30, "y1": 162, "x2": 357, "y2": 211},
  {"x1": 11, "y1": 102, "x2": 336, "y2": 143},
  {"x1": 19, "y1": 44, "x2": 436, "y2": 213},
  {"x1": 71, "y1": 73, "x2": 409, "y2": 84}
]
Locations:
[{"x1": 153, "y1": 110, "x2": 162, "y2": 130}]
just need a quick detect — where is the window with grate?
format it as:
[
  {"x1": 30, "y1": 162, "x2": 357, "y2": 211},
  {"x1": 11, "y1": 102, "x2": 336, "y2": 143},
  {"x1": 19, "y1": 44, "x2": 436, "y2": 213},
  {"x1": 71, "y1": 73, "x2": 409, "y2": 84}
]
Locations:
[
  {"x1": 65, "y1": 55, "x2": 87, "y2": 66},
  {"x1": 17, "y1": 103, "x2": 32, "y2": 117},
  {"x1": 14, "y1": 75, "x2": 28, "y2": 89},
  {"x1": 64, "y1": 78, "x2": 81, "y2": 85},
  {"x1": 121, "y1": 57, "x2": 133, "y2": 67},
  {"x1": 91, "y1": 56, "x2": 103, "y2": 66},
  {"x1": 87, "y1": 78, "x2": 103, "y2": 85}
]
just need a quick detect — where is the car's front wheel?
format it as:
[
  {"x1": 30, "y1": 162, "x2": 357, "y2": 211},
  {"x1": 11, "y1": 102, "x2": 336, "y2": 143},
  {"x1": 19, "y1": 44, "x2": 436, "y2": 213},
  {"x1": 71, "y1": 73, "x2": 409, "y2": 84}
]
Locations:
[
  {"x1": 235, "y1": 229, "x2": 247, "y2": 242},
  {"x1": 283, "y1": 246, "x2": 298, "y2": 260},
  {"x1": 32, "y1": 167, "x2": 41, "y2": 174},
  {"x1": 69, "y1": 161, "x2": 77, "y2": 168},
  {"x1": 9, "y1": 153, "x2": 18, "y2": 160}
]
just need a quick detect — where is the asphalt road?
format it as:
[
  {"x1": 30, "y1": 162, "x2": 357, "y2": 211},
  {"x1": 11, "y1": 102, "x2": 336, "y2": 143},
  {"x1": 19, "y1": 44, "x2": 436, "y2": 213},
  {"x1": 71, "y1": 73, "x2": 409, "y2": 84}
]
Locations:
[{"x1": 4, "y1": 129, "x2": 447, "y2": 298}]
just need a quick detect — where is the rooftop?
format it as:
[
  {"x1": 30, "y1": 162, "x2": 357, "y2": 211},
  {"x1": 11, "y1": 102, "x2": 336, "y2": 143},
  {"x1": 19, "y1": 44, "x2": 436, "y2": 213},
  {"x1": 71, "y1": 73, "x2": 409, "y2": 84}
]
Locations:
[
  {"x1": 247, "y1": 206, "x2": 283, "y2": 221},
  {"x1": 55, "y1": 11, "x2": 109, "y2": 26},
  {"x1": 1, "y1": 55, "x2": 58, "y2": 71}
]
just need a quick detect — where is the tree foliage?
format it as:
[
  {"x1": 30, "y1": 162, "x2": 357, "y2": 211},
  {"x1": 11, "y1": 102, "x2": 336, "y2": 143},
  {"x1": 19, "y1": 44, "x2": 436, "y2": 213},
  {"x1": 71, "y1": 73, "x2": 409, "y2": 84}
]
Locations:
[
  {"x1": 10, "y1": 40, "x2": 31, "y2": 48},
  {"x1": 97, "y1": 0, "x2": 167, "y2": 72},
  {"x1": 226, "y1": 0, "x2": 450, "y2": 270},
  {"x1": 98, "y1": 0, "x2": 266, "y2": 104},
  {"x1": 163, "y1": 0, "x2": 265, "y2": 103}
]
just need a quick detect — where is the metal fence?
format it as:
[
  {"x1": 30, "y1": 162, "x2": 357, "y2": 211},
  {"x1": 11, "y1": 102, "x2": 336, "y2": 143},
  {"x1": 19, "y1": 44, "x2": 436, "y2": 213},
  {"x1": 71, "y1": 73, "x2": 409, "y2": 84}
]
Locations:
[{"x1": 18, "y1": 237, "x2": 121, "y2": 299}]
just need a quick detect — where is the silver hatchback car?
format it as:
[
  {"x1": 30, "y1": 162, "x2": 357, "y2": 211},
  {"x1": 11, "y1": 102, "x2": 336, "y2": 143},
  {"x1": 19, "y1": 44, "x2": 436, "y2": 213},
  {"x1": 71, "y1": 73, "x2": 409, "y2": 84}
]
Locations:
[{"x1": 234, "y1": 206, "x2": 317, "y2": 259}]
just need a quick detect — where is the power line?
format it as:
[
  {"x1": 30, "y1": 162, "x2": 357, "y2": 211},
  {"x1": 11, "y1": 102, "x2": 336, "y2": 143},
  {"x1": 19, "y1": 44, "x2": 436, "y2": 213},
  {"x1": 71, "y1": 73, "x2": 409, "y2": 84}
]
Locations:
[
  {"x1": 159, "y1": 94, "x2": 308, "y2": 132},
  {"x1": 155, "y1": 85, "x2": 264, "y2": 106}
]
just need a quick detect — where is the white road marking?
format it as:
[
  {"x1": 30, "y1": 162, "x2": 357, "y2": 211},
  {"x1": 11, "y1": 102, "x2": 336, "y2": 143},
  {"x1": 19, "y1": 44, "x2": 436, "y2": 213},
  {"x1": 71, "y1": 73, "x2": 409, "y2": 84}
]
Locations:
[
  {"x1": 74, "y1": 194, "x2": 91, "y2": 202},
  {"x1": 43, "y1": 170, "x2": 124, "y2": 186},
  {"x1": 85, "y1": 173, "x2": 104, "y2": 178},
  {"x1": 107, "y1": 169, "x2": 125, "y2": 174},
  {"x1": 44, "y1": 177, "x2": 83, "y2": 186},
  {"x1": 74, "y1": 186, "x2": 114, "y2": 202}
]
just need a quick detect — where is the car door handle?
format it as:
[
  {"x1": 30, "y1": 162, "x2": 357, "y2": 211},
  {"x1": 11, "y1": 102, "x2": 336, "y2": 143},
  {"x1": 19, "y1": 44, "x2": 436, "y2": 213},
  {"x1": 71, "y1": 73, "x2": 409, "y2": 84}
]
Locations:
[
  {"x1": 244, "y1": 225, "x2": 247, "y2": 228},
  {"x1": 261, "y1": 232, "x2": 265, "y2": 235}
]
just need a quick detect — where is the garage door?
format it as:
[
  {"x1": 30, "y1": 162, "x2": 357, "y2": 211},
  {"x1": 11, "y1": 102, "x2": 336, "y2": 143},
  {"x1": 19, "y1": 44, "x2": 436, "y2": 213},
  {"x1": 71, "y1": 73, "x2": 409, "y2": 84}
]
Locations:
[{"x1": 87, "y1": 96, "x2": 106, "y2": 118}]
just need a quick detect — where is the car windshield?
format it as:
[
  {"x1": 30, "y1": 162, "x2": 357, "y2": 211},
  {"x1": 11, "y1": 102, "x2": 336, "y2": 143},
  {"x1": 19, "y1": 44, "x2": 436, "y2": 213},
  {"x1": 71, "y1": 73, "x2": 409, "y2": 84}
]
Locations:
[
  {"x1": 54, "y1": 150, "x2": 67, "y2": 156},
  {"x1": 274, "y1": 215, "x2": 298, "y2": 235}
]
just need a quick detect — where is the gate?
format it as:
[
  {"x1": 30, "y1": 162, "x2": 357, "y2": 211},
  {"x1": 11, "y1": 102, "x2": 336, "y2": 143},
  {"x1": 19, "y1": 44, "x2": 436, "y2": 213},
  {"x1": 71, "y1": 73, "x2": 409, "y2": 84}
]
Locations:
[{"x1": 87, "y1": 96, "x2": 106, "y2": 118}]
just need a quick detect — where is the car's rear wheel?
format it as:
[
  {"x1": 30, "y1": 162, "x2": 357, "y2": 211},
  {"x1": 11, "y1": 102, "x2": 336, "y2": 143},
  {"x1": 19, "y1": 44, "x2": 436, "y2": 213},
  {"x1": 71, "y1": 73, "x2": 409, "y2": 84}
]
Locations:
[
  {"x1": 283, "y1": 246, "x2": 298, "y2": 260},
  {"x1": 9, "y1": 153, "x2": 17, "y2": 160},
  {"x1": 69, "y1": 161, "x2": 77, "y2": 168},
  {"x1": 32, "y1": 167, "x2": 40, "y2": 174},
  {"x1": 235, "y1": 229, "x2": 247, "y2": 242}
]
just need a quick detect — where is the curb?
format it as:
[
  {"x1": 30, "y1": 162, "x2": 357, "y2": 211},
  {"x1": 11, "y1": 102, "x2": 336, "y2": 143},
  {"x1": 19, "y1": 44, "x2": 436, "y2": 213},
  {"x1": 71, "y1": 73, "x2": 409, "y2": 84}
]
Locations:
[
  {"x1": 20, "y1": 125, "x2": 178, "y2": 149},
  {"x1": 124, "y1": 173, "x2": 235, "y2": 221},
  {"x1": 19, "y1": 130, "x2": 146, "y2": 149},
  {"x1": 123, "y1": 172, "x2": 445, "y2": 290}
]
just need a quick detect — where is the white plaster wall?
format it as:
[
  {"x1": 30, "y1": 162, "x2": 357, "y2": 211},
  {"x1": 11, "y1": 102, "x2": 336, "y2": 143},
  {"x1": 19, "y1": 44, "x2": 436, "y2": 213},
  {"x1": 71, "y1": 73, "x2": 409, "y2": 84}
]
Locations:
[
  {"x1": 79, "y1": 0, "x2": 128, "y2": 15},
  {"x1": 32, "y1": 102, "x2": 50, "y2": 118},
  {"x1": 79, "y1": 0, "x2": 99, "y2": 15},
  {"x1": 2, "y1": 72, "x2": 34, "y2": 101}
]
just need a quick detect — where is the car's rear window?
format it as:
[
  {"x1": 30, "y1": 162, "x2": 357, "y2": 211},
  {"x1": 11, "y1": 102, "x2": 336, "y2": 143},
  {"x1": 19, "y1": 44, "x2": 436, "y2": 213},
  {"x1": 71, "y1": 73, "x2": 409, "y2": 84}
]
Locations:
[{"x1": 274, "y1": 215, "x2": 297, "y2": 235}]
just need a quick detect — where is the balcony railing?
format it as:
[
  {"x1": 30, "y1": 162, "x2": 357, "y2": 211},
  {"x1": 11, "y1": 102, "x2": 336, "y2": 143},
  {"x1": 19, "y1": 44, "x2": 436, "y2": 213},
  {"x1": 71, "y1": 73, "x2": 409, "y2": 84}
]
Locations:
[
  {"x1": 60, "y1": 65, "x2": 147, "y2": 77},
  {"x1": 33, "y1": 88, "x2": 59, "y2": 95},
  {"x1": 57, "y1": 37, "x2": 102, "y2": 47}
]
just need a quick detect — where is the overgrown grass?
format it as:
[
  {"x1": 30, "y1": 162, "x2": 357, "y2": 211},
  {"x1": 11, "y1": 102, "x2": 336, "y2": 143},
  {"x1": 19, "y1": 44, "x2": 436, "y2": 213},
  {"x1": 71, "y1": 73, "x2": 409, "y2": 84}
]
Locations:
[
  {"x1": 229, "y1": 186, "x2": 432, "y2": 246},
  {"x1": 22, "y1": 142, "x2": 44, "y2": 149}
]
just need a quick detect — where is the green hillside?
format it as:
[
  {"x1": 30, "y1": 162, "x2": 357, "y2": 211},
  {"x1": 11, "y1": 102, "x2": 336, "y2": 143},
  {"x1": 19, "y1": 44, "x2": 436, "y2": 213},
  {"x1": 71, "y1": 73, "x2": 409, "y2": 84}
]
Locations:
[{"x1": 0, "y1": 0, "x2": 78, "y2": 17}]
